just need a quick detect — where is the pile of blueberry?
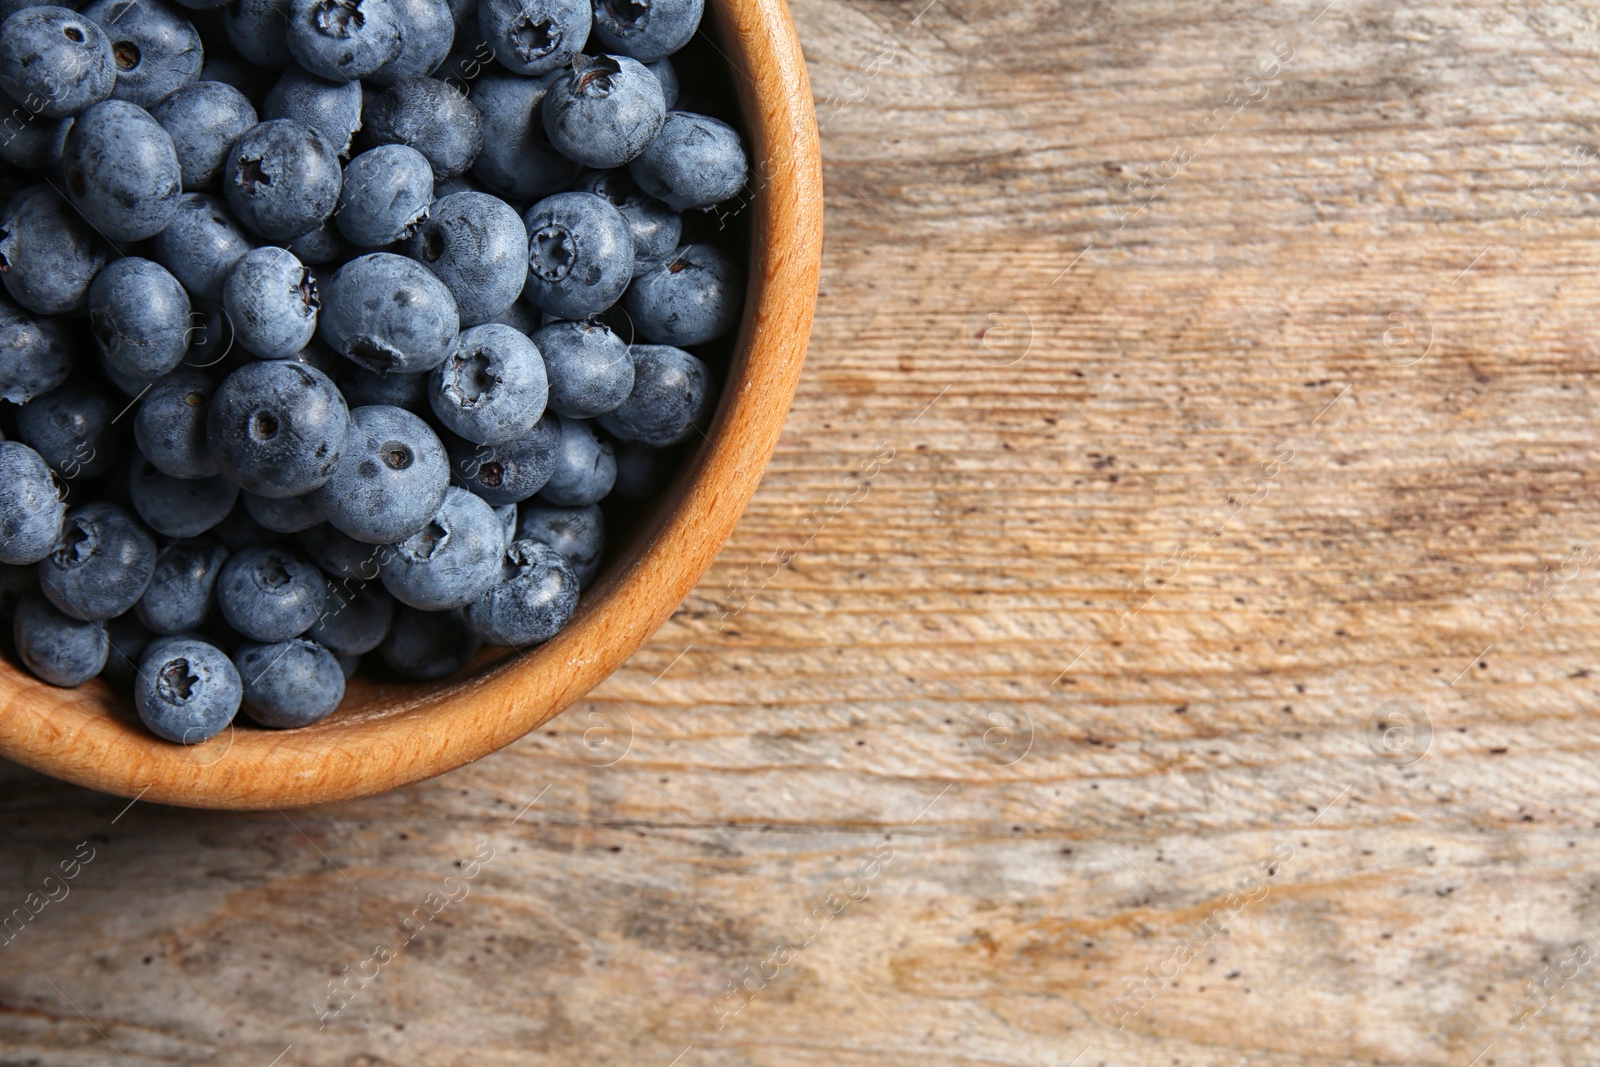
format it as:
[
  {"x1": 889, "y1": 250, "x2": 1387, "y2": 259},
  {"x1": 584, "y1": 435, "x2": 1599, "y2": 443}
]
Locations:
[{"x1": 0, "y1": 0, "x2": 748, "y2": 744}]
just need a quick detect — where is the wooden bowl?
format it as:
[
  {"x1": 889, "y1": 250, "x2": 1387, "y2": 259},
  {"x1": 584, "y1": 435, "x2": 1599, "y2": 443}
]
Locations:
[{"x1": 0, "y1": 0, "x2": 823, "y2": 810}]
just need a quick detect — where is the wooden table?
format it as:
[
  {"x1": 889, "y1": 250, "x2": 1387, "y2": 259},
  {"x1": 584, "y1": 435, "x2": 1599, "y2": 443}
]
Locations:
[{"x1": 5, "y1": 1, "x2": 1599, "y2": 1063}]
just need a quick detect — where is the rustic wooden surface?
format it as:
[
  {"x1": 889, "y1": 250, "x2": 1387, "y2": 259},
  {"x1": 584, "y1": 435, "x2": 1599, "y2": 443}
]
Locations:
[{"x1": 5, "y1": 0, "x2": 1600, "y2": 1063}]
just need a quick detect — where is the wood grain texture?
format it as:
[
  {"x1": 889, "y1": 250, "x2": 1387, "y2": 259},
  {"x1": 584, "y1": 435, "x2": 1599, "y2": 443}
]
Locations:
[{"x1": 4, "y1": 0, "x2": 1600, "y2": 1063}]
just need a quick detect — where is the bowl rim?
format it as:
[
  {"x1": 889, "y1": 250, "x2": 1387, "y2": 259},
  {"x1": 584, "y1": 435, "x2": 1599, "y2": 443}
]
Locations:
[{"x1": 0, "y1": 0, "x2": 823, "y2": 810}]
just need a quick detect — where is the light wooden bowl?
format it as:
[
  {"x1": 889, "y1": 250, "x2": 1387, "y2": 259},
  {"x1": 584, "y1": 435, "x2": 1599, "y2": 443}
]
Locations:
[{"x1": 0, "y1": 0, "x2": 822, "y2": 810}]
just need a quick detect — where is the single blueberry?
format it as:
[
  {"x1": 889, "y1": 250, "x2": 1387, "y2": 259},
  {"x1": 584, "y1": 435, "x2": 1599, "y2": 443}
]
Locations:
[
  {"x1": 309, "y1": 578, "x2": 392, "y2": 654},
  {"x1": 134, "y1": 369, "x2": 221, "y2": 478},
  {"x1": 82, "y1": 0, "x2": 204, "y2": 108},
  {"x1": 224, "y1": 0, "x2": 293, "y2": 68},
  {"x1": 338, "y1": 363, "x2": 430, "y2": 409},
  {"x1": 0, "y1": 184, "x2": 110, "y2": 315},
  {"x1": 242, "y1": 489, "x2": 325, "y2": 533},
  {"x1": 521, "y1": 191, "x2": 633, "y2": 320},
  {"x1": 542, "y1": 53, "x2": 663, "y2": 168},
  {"x1": 61, "y1": 98, "x2": 184, "y2": 241},
  {"x1": 288, "y1": 0, "x2": 401, "y2": 81},
  {"x1": 136, "y1": 536, "x2": 229, "y2": 633},
  {"x1": 530, "y1": 318, "x2": 632, "y2": 418},
  {"x1": 379, "y1": 604, "x2": 479, "y2": 678},
  {"x1": 14, "y1": 594, "x2": 109, "y2": 686},
  {"x1": 38, "y1": 501, "x2": 157, "y2": 620},
  {"x1": 576, "y1": 167, "x2": 680, "y2": 270},
  {"x1": 149, "y1": 192, "x2": 253, "y2": 301},
  {"x1": 589, "y1": 0, "x2": 699, "y2": 61},
  {"x1": 468, "y1": 70, "x2": 581, "y2": 202},
  {"x1": 595, "y1": 342, "x2": 710, "y2": 446},
  {"x1": 320, "y1": 252, "x2": 460, "y2": 374},
  {"x1": 0, "y1": 6, "x2": 117, "y2": 119},
  {"x1": 129, "y1": 452, "x2": 240, "y2": 537},
  {"x1": 610, "y1": 438, "x2": 663, "y2": 497},
  {"x1": 311, "y1": 404, "x2": 449, "y2": 543},
  {"x1": 622, "y1": 243, "x2": 740, "y2": 345},
  {"x1": 629, "y1": 110, "x2": 746, "y2": 211},
  {"x1": 645, "y1": 55, "x2": 676, "y2": 108},
  {"x1": 379, "y1": 484, "x2": 503, "y2": 609},
  {"x1": 215, "y1": 543, "x2": 326, "y2": 640},
  {"x1": 536, "y1": 412, "x2": 613, "y2": 505},
  {"x1": 464, "y1": 538, "x2": 575, "y2": 646},
  {"x1": 151, "y1": 80, "x2": 259, "y2": 189},
  {"x1": 223, "y1": 246, "x2": 321, "y2": 359},
  {"x1": 404, "y1": 190, "x2": 525, "y2": 326},
  {"x1": 0, "y1": 293, "x2": 75, "y2": 404},
  {"x1": 207, "y1": 358, "x2": 349, "y2": 497},
  {"x1": 101, "y1": 610, "x2": 152, "y2": 688},
  {"x1": 87, "y1": 257, "x2": 192, "y2": 380},
  {"x1": 477, "y1": 0, "x2": 587, "y2": 76},
  {"x1": 135, "y1": 636, "x2": 241, "y2": 742},
  {"x1": 361, "y1": 76, "x2": 482, "y2": 180},
  {"x1": 223, "y1": 119, "x2": 343, "y2": 241},
  {"x1": 515, "y1": 500, "x2": 601, "y2": 586},
  {"x1": 261, "y1": 66, "x2": 363, "y2": 156},
  {"x1": 445, "y1": 414, "x2": 558, "y2": 505},
  {"x1": 336, "y1": 143, "x2": 434, "y2": 246},
  {"x1": 286, "y1": 215, "x2": 355, "y2": 266},
  {"x1": 15, "y1": 385, "x2": 115, "y2": 481},
  {"x1": 0, "y1": 441, "x2": 66, "y2": 565},
  {"x1": 429, "y1": 323, "x2": 548, "y2": 445},
  {"x1": 0, "y1": 89, "x2": 73, "y2": 169},
  {"x1": 234, "y1": 637, "x2": 345, "y2": 727},
  {"x1": 368, "y1": 0, "x2": 454, "y2": 86}
]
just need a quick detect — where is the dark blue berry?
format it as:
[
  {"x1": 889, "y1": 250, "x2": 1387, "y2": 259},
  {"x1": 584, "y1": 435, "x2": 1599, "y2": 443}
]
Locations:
[
  {"x1": 623, "y1": 242, "x2": 739, "y2": 345},
  {"x1": 477, "y1": 0, "x2": 588, "y2": 76},
  {"x1": 320, "y1": 252, "x2": 460, "y2": 374},
  {"x1": 542, "y1": 53, "x2": 663, "y2": 168},
  {"x1": 286, "y1": 215, "x2": 355, "y2": 266},
  {"x1": 379, "y1": 604, "x2": 478, "y2": 677},
  {"x1": 288, "y1": 0, "x2": 402, "y2": 81},
  {"x1": 261, "y1": 66, "x2": 363, "y2": 156},
  {"x1": 0, "y1": 293, "x2": 74, "y2": 404},
  {"x1": 610, "y1": 437, "x2": 663, "y2": 497},
  {"x1": 207, "y1": 358, "x2": 348, "y2": 497},
  {"x1": 15, "y1": 385, "x2": 115, "y2": 481},
  {"x1": 223, "y1": 246, "x2": 321, "y2": 359},
  {"x1": 361, "y1": 76, "x2": 482, "y2": 179},
  {"x1": 464, "y1": 538, "x2": 575, "y2": 645},
  {"x1": 469, "y1": 70, "x2": 581, "y2": 202},
  {"x1": 379, "y1": 484, "x2": 503, "y2": 609},
  {"x1": 336, "y1": 143, "x2": 434, "y2": 246},
  {"x1": 136, "y1": 536, "x2": 229, "y2": 633},
  {"x1": 135, "y1": 636, "x2": 241, "y2": 742},
  {"x1": 445, "y1": 414, "x2": 558, "y2": 505},
  {"x1": 521, "y1": 191, "x2": 632, "y2": 320},
  {"x1": 645, "y1": 55, "x2": 676, "y2": 108},
  {"x1": 537, "y1": 412, "x2": 613, "y2": 505},
  {"x1": 0, "y1": 6, "x2": 117, "y2": 119},
  {"x1": 309, "y1": 578, "x2": 392, "y2": 653},
  {"x1": 61, "y1": 98, "x2": 183, "y2": 241},
  {"x1": 88, "y1": 257, "x2": 192, "y2": 380},
  {"x1": 149, "y1": 191, "x2": 253, "y2": 300},
  {"x1": 38, "y1": 501, "x2": 157, "y2": 620},
  {"x1": 629, "y1": 110, "x2": 746, "y2": 211},
  {"x1": 531, "y1": 318, "x2": 632, "y2": 418},
  {"x1": 242, "y1": 489, "x2": 325, "y2": 533},
  {"x1": 515, "y1": 500, "x2": 601, "y2": 586},
  {"x1": 224, "y1": 0, "x2": 292, "y2": 68},
  {"x1": 216, "y1": 543, "x2": 326, "y2": 640},
  {"x1": 590, "y1": 0, "x2": 698, "y2": 61},
  {"x1": 151, "y1": 80, "x2": 259, "y2": 189},
  {"x1": 0, "y1": 184, "x2": 110, "y2": 315},
  {"x1": 404, "y1": 190, "x2": 525, "y2": 326},
  {"x1": 595, "y1": 342, "x2": 709, "y2": 446},
  {"x1": 129, "y1": 453, "x2": 240, "y2": 537},
  {"x1": 0, "y1": 442, "x2": 66, "y2": 565},
  {"x1": 223, "y1": 119, "x2": 343, "y2": 241},
  {"x1": 0, "y1": 89, "x2": 72, "y2": 168},
  {"x1": 234, "y1": 637, "x2": 345, "y2": 726},
  {"x1": 311, "y1": 404, "x2": 449, "y2": 543},
  {"x1": 429, "y1": 323, "x2": 548, "y2": 445},
  {"x1": 369, "y1": 0, "x2": 454, "y2": 86},
  {"x1": 338, "y1": 363, "x2": 430, "y2": 409},
  {"x1": 15, "y1": 594, "x2": 108, "y2": 686},
  {"x1": 576, "y1": 167, "x2": 680, "y2": 270},
  {"x1": 134, "y1": 369, "x2": 220, "y2": 478},
  {"x1": 82, "y1": 0, "x2": 203, "y2": 108}
]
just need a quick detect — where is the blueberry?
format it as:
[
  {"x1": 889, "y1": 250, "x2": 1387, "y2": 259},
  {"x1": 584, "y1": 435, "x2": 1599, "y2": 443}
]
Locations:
[
  {"x1": 629, "y1": 111, "x2": 745, "y2": 210},
  {"x1": 336, "y1": 143, "x2": 434, "y2": 246},
  {"x1": 60, "y1": 98, "x2": 183, "y2": 241},
  {"x1": 38, "y1": 501, "x2": 157, "y2": 620},
  {"x1": 207, "y1": 358, "x2": 349, "y2": 497},
  {"x1": 286, "y1": 215, "x2": 355, "y2": 266},
  {"x1": 224, "y1": 0, "x2": 292, "y2": 68},
  {"x1": 464, "y1": 538, "x2": 575, "y2": 645},
  {"x1": 100, "y1": 610, "x2": 152, "y2": 687},
  {"x1": 151, "y1": 80, "x2": 259, "y2": 189},
  {"x1": 595, "y1": 342, "x2": 709, "y2": 446},
  {"x1": 492, "y1": 500, "x2": 516, "y2": 548},
  {"x1": 576, "y1": 167, "x2": 679, "y2": 270},
  {"x1": 299, "y1": 521, "x2": 377, "y2": 578},
  {"x1": 135, "y1": 636, "x2": 241, "y2": 742},
  {"x1": 261, "y1": 66, "x2": 362, "y2": 156},
  {"x1": 212, "y1": 502, "x2": 284, "y2": 550},
  {"x1": 0, "y1": 441, "x2": 66, "y2": 564},
  {"x1": 14, "y1": 594, "x2": 108, "y2": 686},
  {"x1": 492, "y1": 298, "x2": 542, "y2": 334},
  {"x1": 530, "y1": 318, "x2": 631, "y2": 418},
  {"x1": 515, "y1": 499, "x2": 600, "y2": 585},
  {"x1": 234, "y1": 637, "x2": 345, "y2": 726},
  {"x1": 242, "y1": 489, "x2": 325, "y2": 532},
  {"x1": 537, "y1": 412, "x2": 613, "y2": 505},
  {"x1": 0, "y1": 184, "x2": 110, "y2": 315},
  {"x1": 379, "y1": 604, "x2": 478, "y2": 678},
  {"x1": 288, "y1": 0, "x2": 401, "y2": 80},
  {"x1": 362, "y1": 76, "x2": 482, "y2": 180},
  {"x1": 134, "y1": 369, "x2": 220, "y2": 478},
  {"x1": 590, "y1": 0, "x2": 698, "y2": 61},
  {"x1": 429, "y1": 323, "x2": 548, "y2": 444},
  {"x1": 0, "y1": 89, "x2": 73, "y2": 169},
  {"x1": 0, "y1": 293, "x2": 74, "y2": 404},
  {"x1": 82, "y1": 0, "x2": 203, "y2": 108},
  {"x1": 15, "y1": 385, "x2": 115, "y2": 481},
  {"x1": 645, "y1": 55, "x2": 675, "y2": 108},
  {"x1": 311, "y1": 404, "x2": 449, "y2": 543},
  {"x1": 0, "y1": 6, "x2": 117, "y2": 119},
  {"x1": 468, "y1": 70, "x2": 580, "y2": 202},
  {"x1": 521, "y1": 191, "x2": 632, "y2": 320},
  {"x1": 609, "y1": 437, "x2": 662, "y2": 497},
  {"x1": 445, "y1": 414, "x2": 557, "y2": 505},
  {"x1": 379, "y1": 484, "x2": 503, "y2": 609},
  {"x1": 216, "y1": 543, "x2": 325, "y2": 640},
  {"x1": 336, "y1": 651, "x2": 359, "y2": 676},
  {"x1": 87, "y1": 257, "x2": 192, "y2": 380},
  {"x1": 309, "y1": 578, "x2": 392, "y2": 653},
  {"x1": 338, "y1": 363, "x2": 429, "y2": 409},
  {"x1": 222, "y1": 246, "x2": 320, "y2": 359},
  {"x1": 136, "y1": 536, "x2": 228, "y2": 633},
  {"x1": 223, "y1": 119, "x2": 343, "y2": 241},
  {"x1": 623, "y1": 243, "x2": 739, "y2": 345},
  {"x1": 149, "y1": 191, "x2": 253, "y2": 300},
  {"x1": 129, "y1": 452, "x2": 240, "y2": 537},
  {"x1": 368, "y1": 0, "x2": 454, "y2": 86},
  {"x1": 320, "y1": 252, "x2": 460, "y2": 374},
  {"x1": 477, "y1": 0, "x2": 588, "y2": 76},
  {"x1": 542, "y1": 53, "x2": 663, "y2": 168},
  {"x1": 404, "y1": 190, "x2": 525, "y2": 326}
]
